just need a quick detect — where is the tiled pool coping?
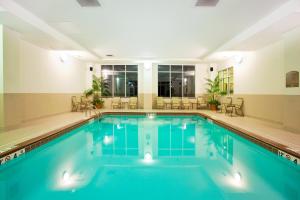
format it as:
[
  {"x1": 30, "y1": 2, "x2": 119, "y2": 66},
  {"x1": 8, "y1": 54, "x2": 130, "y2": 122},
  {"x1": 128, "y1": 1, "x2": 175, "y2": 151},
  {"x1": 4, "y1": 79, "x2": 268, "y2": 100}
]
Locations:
[{"x1": 0, "y1": 112, "x2": 299, "y2": 166}]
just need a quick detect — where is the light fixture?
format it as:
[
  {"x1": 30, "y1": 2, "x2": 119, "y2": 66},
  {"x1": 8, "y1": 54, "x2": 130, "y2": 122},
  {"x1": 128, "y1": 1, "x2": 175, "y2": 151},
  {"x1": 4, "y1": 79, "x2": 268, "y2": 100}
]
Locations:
[
  {"x1": 233, "y1": 172, "x2": 242, "y2": 183},
  {"x1": 144, "y1": 152, "x2": 152, "y2": 162},
  {"x1": 144, "y1": 61, "x2": 152, "y2": 71},
  {"x1": 188, "y1": 136, "x2": 195, "y2": 144},
  {"x1": 234, "y1": 56, "x2": 244, "y2": 64},
  {"x1": 147, "y1": 113, "x2": 156, "y2": 119},
  {"x1": 116, "y1": 124, "x2": 122, "y2": 129},
  {"x1": 181, "y1": 123, "x2": 187, "y2": 130},
  {"x1": 62, "y1": 171, "x2": 71, "y2": 184},
  {"x1": 59, "y1": 54, "x2": 67, "y2": 63},
  {"x1": 103, "y1": 135, "x2": 113, "y2": 145}
]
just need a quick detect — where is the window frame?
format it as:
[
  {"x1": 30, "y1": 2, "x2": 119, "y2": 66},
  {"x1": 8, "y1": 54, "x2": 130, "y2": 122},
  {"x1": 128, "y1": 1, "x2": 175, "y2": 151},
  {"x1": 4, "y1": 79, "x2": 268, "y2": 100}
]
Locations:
[
  {"x1": 101, "y1": 65, "x2": 138, "y2": 97},
  {"x1": 158, "y1": 64, "x2": 195, "y2": 98},
  {"x1": 218, "y1": 66, "x2": 234, "y2": 95}
]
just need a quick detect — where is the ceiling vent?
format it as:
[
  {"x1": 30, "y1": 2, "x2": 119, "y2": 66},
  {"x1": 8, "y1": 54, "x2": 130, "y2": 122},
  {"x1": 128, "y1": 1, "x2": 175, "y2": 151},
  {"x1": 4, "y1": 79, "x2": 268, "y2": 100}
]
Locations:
[
  {"x1": 195, "y1": 0, "x2": 219, "y2": 7},
  {"x1": 76, "y1": 0, "x2": 101, "y2": 7}
]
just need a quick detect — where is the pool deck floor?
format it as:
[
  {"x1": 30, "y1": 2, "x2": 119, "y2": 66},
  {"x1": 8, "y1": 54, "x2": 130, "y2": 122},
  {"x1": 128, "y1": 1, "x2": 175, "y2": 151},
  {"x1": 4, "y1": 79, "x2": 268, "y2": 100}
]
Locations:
[{"x1": 1, "y1": 109, "x2": 300, "y2": 157}]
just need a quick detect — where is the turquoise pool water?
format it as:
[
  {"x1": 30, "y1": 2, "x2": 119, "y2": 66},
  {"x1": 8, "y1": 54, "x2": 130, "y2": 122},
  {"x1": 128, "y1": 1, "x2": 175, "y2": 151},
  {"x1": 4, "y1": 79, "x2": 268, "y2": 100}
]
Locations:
[{"x1": 0, "y1": 115, "x2": 299, "y2": 200}]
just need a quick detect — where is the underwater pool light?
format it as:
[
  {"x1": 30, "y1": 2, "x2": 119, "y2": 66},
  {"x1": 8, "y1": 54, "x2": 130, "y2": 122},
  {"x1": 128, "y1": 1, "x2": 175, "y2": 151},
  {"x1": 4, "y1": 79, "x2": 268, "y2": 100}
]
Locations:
[
  {"x1": 103, "y1": 136, "x2": 113, "y2": 145},
  {"x1": 144, "y1": 152, "x2": 153, "y2": 162},
  {"x1": 116, "y1": 124, "x2": 122, "y2": 129},
  {"x1": 234, "y1": 172, "x2": 242, "y2": 183},
  {"x1": 147, "y1": 113, "x2": 156, "y2": 119},
  {"x1": 62, "y1": 171, "x2": 71, "y2": 184},
  {"x1": 181, "y1": 123, "x2": 187, "y2": 130}
]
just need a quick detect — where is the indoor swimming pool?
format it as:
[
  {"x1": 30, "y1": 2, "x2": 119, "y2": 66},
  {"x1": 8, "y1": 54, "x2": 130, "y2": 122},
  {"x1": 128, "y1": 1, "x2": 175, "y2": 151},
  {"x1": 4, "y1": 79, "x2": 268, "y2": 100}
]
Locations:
[{"x1": 0, "y1": 114, "x2": 299, "y2": 200}]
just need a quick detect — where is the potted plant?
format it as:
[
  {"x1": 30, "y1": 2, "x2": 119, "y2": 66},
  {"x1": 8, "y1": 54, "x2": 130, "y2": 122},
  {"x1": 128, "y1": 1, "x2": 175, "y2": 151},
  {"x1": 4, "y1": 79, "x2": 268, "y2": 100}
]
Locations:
[
  {"x1": 205, "y1": 75, "x2": 223, "y2": 111},
  {"x1": 84, "y1": 75, "x2": 110, "y2": 109}
]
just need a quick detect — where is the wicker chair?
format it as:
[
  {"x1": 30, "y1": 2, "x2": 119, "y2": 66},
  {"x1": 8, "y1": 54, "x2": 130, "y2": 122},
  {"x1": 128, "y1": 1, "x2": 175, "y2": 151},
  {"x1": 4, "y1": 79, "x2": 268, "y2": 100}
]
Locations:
[
  {"x1": 128, "y1": 97, "x2": 138, "y2": 109},
  {"x1": 181, "y1": 98, "x2": 190, "y2": 110},
  {"x1": 218, "y1": 97, "x2": 232, "y2": 113},
  {"x1": 71, "y1": 96, "x2": 80, "y2": 112},
  {"x1": 171, "y1": 97, "x2": 181, "y2": 109},
  {"x1": 80, "y1": 96, "x2": 93, "y2": 115},
  {"x1": 111, "y1": 97, "x2": 121, "y2": 109},
  {"x1": 225, "y1": 98, "x2": 244, "y2": 116},
  {"x1": 156, "y1": 97, "x2": 165, "y2": 109},
  {"x1": 197, "y1": 96, "x2": 207, "y2": 109}
]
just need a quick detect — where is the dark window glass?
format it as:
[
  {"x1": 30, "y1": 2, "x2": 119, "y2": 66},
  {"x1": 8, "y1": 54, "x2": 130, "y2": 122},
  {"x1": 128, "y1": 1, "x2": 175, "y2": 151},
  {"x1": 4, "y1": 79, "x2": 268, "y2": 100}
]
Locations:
[
  {"x1": 101, "y1": 65, "x2": 139, "y2": 97},
  {"x1": 114, "y1": 65, "x2": 125, "y2": 71},
  {"x1": 171, "y1": 65, "x2": 182, "y2": 72},
  {"x1": 158, "y1": 72, "x2": 170, "y2": 97},
  {"x1": 158, "y1": 65, "x2": 195, "y2": 97},
  {"x1": 101, "y1": 65, "x2": 113, "y2": 70},
  {"x1": 171, "y1": 72, "x2": 182, "y2": 97},
  {"x1": 114, "y1": 72, "x2": 125, "y2": 97},
  {"x1": 183, "y1": 65, "x2": 195, "y2": 72},
  {"x1": 126, "y1": 72, "x2": 138, "y2": 97},
  {"x1": 183, "y1": 71, "x2": 195, "y2": 97},
  {"x1": 126, "y1": 65, "x2": 138, "y2": 71},
  {"x1": 158, "y1": 65, "x2": 170, "y2": 72},
  {"x1": 101, "y1": 70, "x2": 113, "y2": 96}
]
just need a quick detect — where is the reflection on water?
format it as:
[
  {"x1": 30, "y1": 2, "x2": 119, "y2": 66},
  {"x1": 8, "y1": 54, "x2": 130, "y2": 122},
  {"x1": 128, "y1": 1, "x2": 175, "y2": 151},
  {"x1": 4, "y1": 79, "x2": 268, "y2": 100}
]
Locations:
[{"x1": 0, "y1": 115, "x2": 299, "y2": 200}]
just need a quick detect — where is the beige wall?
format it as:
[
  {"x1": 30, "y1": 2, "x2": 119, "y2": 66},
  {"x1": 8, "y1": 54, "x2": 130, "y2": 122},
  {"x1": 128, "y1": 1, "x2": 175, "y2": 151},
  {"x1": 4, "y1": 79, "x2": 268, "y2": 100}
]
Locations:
[
  {"x1": 1, "y1": 27, "x2": 87, "y2": 129},
  {"x1": 283, "y1": 95, "x2": 300, "y2": 133},
  {"x1": 220, "y1": 27, "x2": 300, "y2": 133},
  {"x1": 0, "y1": 25, "x2": 4, "y2": 128},
  {"x1": 3, "y1": 28, "x2": 86, "y2": 93},
  {"x1": 231, "y1": 94, "x2": 284, "y2": 123}
]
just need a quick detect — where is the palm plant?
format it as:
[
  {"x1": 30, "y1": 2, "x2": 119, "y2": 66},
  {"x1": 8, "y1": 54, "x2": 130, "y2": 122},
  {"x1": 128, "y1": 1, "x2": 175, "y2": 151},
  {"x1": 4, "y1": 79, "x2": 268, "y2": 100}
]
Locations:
[
  {"x1": 84, "y1": 75, "x2": 110, "y2": 108},
  {"x1": 205, "y1": 75, "x2": 223, "y2": 109}
]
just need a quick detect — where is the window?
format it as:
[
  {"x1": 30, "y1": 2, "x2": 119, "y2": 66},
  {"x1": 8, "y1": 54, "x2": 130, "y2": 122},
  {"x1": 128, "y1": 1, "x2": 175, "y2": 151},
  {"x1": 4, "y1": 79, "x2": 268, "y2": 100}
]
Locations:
[
  {"x1": 101, "y1": 65, "x2": 138, "y2": 97},
  {"x1": 158, "y1": 65, "x2": 195, "y2": 97},
  {"x1": 218, "y1": 67, "x2": 234, "y2": 94}
]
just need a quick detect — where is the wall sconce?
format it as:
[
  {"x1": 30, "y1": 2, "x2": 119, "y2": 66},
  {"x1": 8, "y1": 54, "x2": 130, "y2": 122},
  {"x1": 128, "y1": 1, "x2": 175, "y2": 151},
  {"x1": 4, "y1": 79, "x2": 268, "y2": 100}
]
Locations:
[
  {"x1": 144, "y1": 61, "x2": 152, "y2": 71},
  {"x1": 234, "y1": 56, "x2": 244, "y2": 65},
  {"x1": 59, "y1": 54, "x2": 67, "y2": 63}
]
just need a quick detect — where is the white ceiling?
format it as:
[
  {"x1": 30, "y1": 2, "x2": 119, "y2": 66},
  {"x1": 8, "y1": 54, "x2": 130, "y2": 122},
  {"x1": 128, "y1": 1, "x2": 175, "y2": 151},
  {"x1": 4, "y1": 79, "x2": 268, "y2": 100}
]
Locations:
[{"x1": 0, "y1": 0, "x2": 297, "y2": 61}]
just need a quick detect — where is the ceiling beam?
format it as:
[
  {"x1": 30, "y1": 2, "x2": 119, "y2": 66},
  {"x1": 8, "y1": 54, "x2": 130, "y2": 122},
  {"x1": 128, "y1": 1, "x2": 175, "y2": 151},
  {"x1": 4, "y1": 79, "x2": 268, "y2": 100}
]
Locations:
[
  {"x1": 0, "y1": 0, "x2": 101, "y2": 61},
  {"x1": 203, "y1": 0, "x2": 300, "y2": 59}
]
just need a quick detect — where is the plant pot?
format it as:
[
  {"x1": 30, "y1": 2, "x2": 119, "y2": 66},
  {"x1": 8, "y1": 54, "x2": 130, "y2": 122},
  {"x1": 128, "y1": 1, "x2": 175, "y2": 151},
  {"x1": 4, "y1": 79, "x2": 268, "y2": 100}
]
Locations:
[
  {"x1": 209, "y1": 104, "x2": 217, "y2": 111},
  {"x1": 95, "y1": 103, "x2": 103, "y2": 109}
]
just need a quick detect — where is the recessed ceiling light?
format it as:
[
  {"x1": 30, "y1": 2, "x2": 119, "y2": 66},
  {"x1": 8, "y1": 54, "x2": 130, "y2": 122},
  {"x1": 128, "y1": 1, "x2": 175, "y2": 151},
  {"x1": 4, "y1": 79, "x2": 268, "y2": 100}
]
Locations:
[
  {"x1": 76, "y1": 0, "x2": 101, "y2": 7},
  {"x1": 195, "y1": 0, "x2": 219, "y2": 7}
]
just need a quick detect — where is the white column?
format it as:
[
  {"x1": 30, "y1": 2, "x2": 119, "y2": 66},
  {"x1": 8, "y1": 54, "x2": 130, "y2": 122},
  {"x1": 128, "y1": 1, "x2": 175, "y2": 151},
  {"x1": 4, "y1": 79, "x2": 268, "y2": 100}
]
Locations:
[{"x1": 143, "y1": 61, "x2": 153, "y2": 109}]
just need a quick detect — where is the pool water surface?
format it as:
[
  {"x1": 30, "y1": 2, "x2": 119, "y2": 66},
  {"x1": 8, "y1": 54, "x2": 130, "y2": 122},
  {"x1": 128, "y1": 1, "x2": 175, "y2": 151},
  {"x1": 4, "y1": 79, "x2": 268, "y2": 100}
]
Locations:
[{"x1": 0, "y1": 115, "x2": 299, "y2": 200}]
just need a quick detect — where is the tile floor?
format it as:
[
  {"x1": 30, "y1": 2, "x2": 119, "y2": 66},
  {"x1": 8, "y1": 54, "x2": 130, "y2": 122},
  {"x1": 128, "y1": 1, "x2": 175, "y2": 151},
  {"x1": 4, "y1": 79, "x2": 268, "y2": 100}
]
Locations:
[{"x1": 1, "y1": 109, "x2": 300, "y2": 155}]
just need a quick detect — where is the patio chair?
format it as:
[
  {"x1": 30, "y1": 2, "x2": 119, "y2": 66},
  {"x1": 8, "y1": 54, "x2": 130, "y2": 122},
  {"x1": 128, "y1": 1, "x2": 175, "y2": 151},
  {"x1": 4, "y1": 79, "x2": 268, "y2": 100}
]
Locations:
[
  {"x1": 218, "y1": 97, "x2": 232, "y2": 113},
  {"x1": 225, "y1": 98, "x2": 244, "y2": 117},
  {"x1": 156, "y1": 97, "x2": 165, "y2": 109},
  {"x1": 80, "y1": 96, "x2": 94, "y2": 115},
  {"x1": 71, "y1": 96, "x2": 80, "y2": 112},
  {"x1": 111, "y1": 97, "x2": 121, "y2": 109},
  {"x1": 79, "y1": 96, "x2": 88, "y2": 111},
  {"x1": 234, "y1": 98, "x2": 244, "y2": 116},
  {"x1": 164, "y1": 98, "x2": 172, "y2": 109},
  {"x1": 128, "y1": 97, "x2": 138, "y2": 109},
  {"x1": 181, "y1": 98, "x2": 190, "y2": 110},
  {"x1": 171, "y1": 97, "x2": 181, "y2": 109},
  {"x1": 197, "y1": 96, "x2": 207, "y2": 109}
]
